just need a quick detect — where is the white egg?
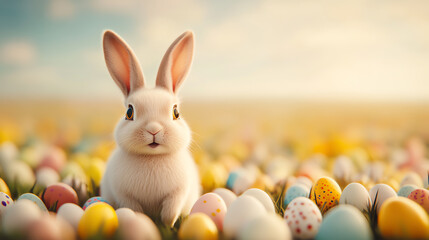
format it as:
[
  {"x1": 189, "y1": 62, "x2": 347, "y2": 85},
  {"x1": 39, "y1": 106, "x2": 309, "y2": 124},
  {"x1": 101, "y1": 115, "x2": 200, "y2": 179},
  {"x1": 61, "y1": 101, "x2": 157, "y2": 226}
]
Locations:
[
  {"x1": 0, "y1": 142, "x2": 18, "y2": 169},
  {"x1": 57, "y1": 203, "x2": 84, "y2": 230},
  {"x1": 369, "y1": 184, "x2": 397, "y2": 213},
  {"x1": 116, "y1": 208, "x2": 136, "y2": 224},
  {"x1": 36, "y1": 167, "x2": 60, "y2": 187},
  {"x1": 242, "y1": 188, "x2": 275, "y2": 213},
  {"x1": 340, "y1": 183, "x2": 371, "y2": 212},
  {"x1": 400, "y1": 172, "x2": 423, "y2": 188},
  {"x1": 238, "y1": 213, "x2": 292, "y2": 240},
  {"x1": 2, "y1": 199, "x2": 42, "y2": 235},
  {"x1": 4, "y1": 161, "x2": 35, "y2": 190},
  {"x1": 295, "y1": 176, "x2": 313, "y2": 189},
  {"x1": 118, "y1": 212, "x2": 161, "y2": 240},
  {"x1": 223, "y1": 195, "x2": 266, "y2": 239},
  {"x1": 0, "y1": 192, "x2": 13, "y2": 214},
  {"x1": 213, "y1": 188, "x2": 237, "y2": 208},
  {"x1": 333, "y1": 156, "x2": 355, "y2": 182}
]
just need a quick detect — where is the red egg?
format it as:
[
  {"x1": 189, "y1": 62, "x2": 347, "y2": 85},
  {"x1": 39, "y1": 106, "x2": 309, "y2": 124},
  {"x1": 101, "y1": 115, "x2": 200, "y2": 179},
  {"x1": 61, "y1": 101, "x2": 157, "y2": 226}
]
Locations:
[{"x1": 42, "y1": 183, "x2": 78, "y2": 212}]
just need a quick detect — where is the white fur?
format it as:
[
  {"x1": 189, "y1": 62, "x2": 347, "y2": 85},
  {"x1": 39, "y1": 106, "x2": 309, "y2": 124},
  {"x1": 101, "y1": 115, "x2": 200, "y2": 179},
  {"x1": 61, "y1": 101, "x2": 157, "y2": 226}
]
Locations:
[{"x1": 100, "y1": 30, "x2": 201, "y2": 227}]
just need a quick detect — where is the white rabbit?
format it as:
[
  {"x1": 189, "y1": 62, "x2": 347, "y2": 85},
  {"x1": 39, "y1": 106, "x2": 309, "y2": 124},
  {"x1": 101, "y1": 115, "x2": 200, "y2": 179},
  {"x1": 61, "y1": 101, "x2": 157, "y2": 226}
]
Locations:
[{"x1": 100, "y1": 30, "x2": 201, "y2": 227}]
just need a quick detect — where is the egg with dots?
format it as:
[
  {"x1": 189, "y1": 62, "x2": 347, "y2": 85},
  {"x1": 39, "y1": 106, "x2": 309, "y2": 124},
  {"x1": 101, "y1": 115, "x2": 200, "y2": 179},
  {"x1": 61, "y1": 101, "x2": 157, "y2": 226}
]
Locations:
[
  {"x1": 41, "y1": 183, "x2": 78, "y2": 211},
  {"x1": 378, "y1": 197, "x2": 429, "y2": 239},
  {"x1": 309, "y1": 177, "x2": 341, "y2": 214},
  {"x1": 284, "y1": 197, "x2": 322, "y2": 239},
  {"x1": 316, "y1": 205, "x2": 373, "y2": 240},
  {"x1": 397, "y1": 184, "x2": 418, "y2": 197},
  {"x1": 83, "y1": 196, "x2": 109, "y2": 210},
  {"x1": 18, "y1": 193, "x2": 48, "y2": 212},
  {"x1": 408, "y1": 188, "x2": 429, "y2": 213},
  {"x1": 0, "y1": 192, "x2": 13, "y2": 214},
  {"x1": 190, "y1": 193, "x2": 227, "y2": 231},
  {"x1": 78, "y1": 202, "x2": 119, "y2": 239}
]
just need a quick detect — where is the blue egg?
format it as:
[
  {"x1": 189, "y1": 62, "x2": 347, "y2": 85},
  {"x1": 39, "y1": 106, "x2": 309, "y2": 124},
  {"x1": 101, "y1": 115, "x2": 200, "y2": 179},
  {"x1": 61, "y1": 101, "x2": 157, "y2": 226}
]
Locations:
[
  {"x1": 397, "y1": 184, "x2": 418, "y2": 197},
  {"x1": 226, "y1": 171, "x2": 240, "y2": 189},
  {"x1": 83, "y1": 196, "x2": 109, "y2": 210},
  {"x1": 316, "y1": 205, "x2": 373, "y2": 240},
  {"x1": 284, "y1": 184, "x2": 309, "y2": 206}
]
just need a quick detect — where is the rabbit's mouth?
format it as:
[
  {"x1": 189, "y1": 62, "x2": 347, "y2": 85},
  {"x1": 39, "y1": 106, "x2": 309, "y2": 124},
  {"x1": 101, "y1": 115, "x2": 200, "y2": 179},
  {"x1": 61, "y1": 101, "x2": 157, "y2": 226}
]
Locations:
[{"x1": 148, "y1": 142, "x2": 160, "y2": 148}]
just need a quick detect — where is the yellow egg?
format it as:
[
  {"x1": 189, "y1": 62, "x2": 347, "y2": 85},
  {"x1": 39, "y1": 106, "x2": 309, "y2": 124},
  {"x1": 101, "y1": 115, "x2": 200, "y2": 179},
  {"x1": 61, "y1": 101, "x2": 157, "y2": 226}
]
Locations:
[
  {"x1": 78, "y1": 202, "x2": 118, "y2": 239},
  {"x1": 178, "y1": 213, "x2": 218, "y2": 240},
  {"x1": 85, "y1": 158, "x2": 106, "y2": 188},
  {"x1": 378, "y1": 197, "x2": 429, "y2": 239},
  {"x1": 310, "y1": 177, "x2": 342, "y2": 214},
  {"x1": 0, "y1": 177, "x2": 10, "y2": 196},
  {"x1": 200, "y1": 162, "x2": 228, "y2": 192}
]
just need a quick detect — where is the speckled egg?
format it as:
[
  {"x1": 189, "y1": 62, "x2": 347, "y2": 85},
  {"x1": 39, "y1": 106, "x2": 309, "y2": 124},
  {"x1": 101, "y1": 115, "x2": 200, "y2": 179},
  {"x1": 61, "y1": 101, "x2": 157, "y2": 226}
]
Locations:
[
  {"x1": 223, "y1": 195, "x2": 266, "y2": 239},
  {"x1": 284, "y1": 197, "x2": 322, "y2": 239},
  {"x1": 42, "y1": 183, "x2": 78, "y2": 211},
  {"x1": 340, "y1": 183, "x2": 371, "y2": 212},
  {"x1": 18, "y1": 193, "x2": 48, "y2": 212},
  {"x1": 83, "y1": 196, "x2": 109, "y2": 210},
  {"x1": 190, "y1": 193, "x2": 227, "y2": 231},
  {"x1": 78, "y1": 202, "x2": 118, "y2": 239},
  {"x1": 369, "y1": 184, "x2": 397, "y2": 213},
  {"x1": 397, "y1": 184, "x2": 418, "y2": 197},
  {"x1": 213, "y1": 188, "x2": 237, "y2": 208},
  {"x1": 378, "y1": 197, "x2": 429, "y2": 239},
  {"x1": 57, "y1": 203, "x2": 84, "y2": 230},
  {"x1": 242, "y1": 188, "x2": 275, "y2": 213},
  {"x1": 309, "y1": 177, "x2": 342, "y2": 214},
  {"x1": 238, "y1": 213, "x2": 292, "y2": 240},
  {"x1": 2, "y1": 199, "x2": 42, "y2": 235},
  {"x1": 316, "y1": 205, "x2": 373, "y2": 240},
  {"x1": 284, "y1": 184, "x2": 309, "y2": 206},
  {"x1": 408, "y1": 188, "x2": 429, "y2": 213},
  {"x1": 0, "y1": 192, "x2": 13, "y2": 214},
  {"x1": 178, "y1": 213, "x2": 218, "y2": 240}
]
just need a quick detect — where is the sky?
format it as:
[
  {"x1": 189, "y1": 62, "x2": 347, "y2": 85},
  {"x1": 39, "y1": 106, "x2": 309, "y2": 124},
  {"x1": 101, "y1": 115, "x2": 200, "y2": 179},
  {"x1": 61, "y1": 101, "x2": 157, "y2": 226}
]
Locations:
[{"x1": 1, "y1": 0, "x2": 429, "y2": 102}]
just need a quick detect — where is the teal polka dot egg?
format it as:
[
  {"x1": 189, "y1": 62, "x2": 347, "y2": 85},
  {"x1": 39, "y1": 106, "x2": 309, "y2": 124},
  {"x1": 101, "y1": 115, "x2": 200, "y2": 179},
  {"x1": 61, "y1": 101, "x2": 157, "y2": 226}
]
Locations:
[
  {"x1": 397, "y1": 184, "x2": 418, "y2": 197},
  {"x1": 83, "y1": 196, "x2": 109, "y2": 210},
  {"x1": 284, "y1": 184, "x2": 309, "y2": 206}
]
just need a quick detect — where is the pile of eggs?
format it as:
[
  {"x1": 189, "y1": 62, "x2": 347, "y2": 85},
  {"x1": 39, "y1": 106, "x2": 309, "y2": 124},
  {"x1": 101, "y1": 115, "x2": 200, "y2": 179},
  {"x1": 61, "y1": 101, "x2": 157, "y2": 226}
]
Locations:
[{"x1": 0, "y1": 131, "x2": 429, "y2": 240}]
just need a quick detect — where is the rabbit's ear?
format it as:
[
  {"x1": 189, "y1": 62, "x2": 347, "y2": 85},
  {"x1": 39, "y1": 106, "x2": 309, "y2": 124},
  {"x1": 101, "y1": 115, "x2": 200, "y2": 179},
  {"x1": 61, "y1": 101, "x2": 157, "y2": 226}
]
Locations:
[
  {"x1": 156, "y1": 31, "x2": 194, "y2": 94},
  {"x1": 103, "y1": 30, "x2": 145, "y2": 97}
]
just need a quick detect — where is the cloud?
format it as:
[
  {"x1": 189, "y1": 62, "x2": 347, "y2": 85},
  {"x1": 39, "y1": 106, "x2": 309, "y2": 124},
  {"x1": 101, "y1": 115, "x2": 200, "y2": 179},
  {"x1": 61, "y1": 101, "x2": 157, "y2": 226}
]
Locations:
[
  {"x1": 0, "y1": 40, "x2": 37, "y2": 66},
  {"x1": 49, "y1": 0, "x2": 75, "y2": 19}
]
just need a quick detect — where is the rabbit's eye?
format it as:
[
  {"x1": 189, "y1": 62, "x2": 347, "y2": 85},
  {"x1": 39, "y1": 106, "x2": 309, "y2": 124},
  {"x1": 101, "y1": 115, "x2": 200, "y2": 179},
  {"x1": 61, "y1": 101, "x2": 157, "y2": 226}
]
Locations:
[
  {"x1": 125, "y1": 104, "x2": 134, "y2": 120},
  {"x1": 173, "y1": 105, "x2": 180, "y2": 120}
]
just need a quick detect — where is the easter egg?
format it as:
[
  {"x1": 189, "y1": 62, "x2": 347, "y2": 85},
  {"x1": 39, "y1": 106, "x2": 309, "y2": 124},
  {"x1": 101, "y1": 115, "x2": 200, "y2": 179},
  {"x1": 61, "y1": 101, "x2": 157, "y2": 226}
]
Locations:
[
  {"x1": 284, "y1": 197, "x2": 322, "y2": 239},
  {"x1": 294, "y1": 176, "x2": 313, "y2": 189},
  {"x1": 0, "y1": 141, "x2": 18, "y2": 168},
  {"x1": 38, "y1": 146, "x2": 66, "y2": 172},
  {"x1": 0, "y1": 178, "x2": 11, "y2": 196},
  {"x1": 85, "y1": 158, "x2": 105, "y2": 187},
  {"x1": 340, "y1": 183, "x2": 371, "y2": 212},
  {"x1": 57, "y1": 203, "x2": 84, "y2": 230},
  {"x1": 369, "y1": 184, "x2": 397, "y2": 213},
  {"x1": 378, "y1": 197, "x2": 429, "y2": 239},
  {"x1": 400, "y1": 172, "x2": 423, "y2": 188},
  {"x1": 2, "y1": 199, "x2": 42, "y2": 235},
  {"x1": 35, "y1": 167, "x2": 60, "y2": 192},
  {"x1": 284, "y1": 184, "x2": 309, "y2": 206},
  {"x1": 242, "y1": 188, "x2": 275, "y2": 213},
  {"x1": 78, "y1": 202, "x2": 119, "y2": 239},
  {"x1": 5, "y1": 161, "x2": 35, "y2": 192},
  {"x1": 408, "y1": 188, "x2": 429, "y2": 213},
  {"x1": 0, "y1": 192, "x2": 13, "y2": 214},
  {"x1": 18, "y1": 193, "x2": 48, "y2": 212},
  {"x1": 316, "y1": 205, "x2": 373, "y2": 240},
  {"x1": 83, "y1": 196, "x2": 109, "y2": 210},
  {"x1": 201, "y1": 162, "x2": 228, "y2": 191},
  {"x1": 26, "y1": 213, "x2": 75, "y2": 240},
  {"x1": 42, "y1": 183, "x2": 78, "y2": 211},
  {"x1": 226, "y1": 169, "x2": 255, "y2": 194},
  {"x1": 213, "y1": 188, "x2": 237, "y2": 208},
  {"x1": 397, "y1": 184, "x2": 418, "y2": 197},
  {"x1": 178, "y1": 213, "x2": 218, "y2": 240},
  {"x1": 223, "y1": 195, "x2": 266, "y2": 239},
  {"x1": 238, "y1": 213, "x2": 292, "y2": 240},
  {"x1": 60, "y1": 159, "x2": 88, "y2": 183},
  {"x1": 62, "y1": 176, "x2": 88, "y2": 203},
  {"x1": 116, "y1": 208, "x2": 136, "y2": 224},
  {"x1": 118, "y1": 212, "x2": 161, "y2": 240},
  {"x1": 190, "y1": 193, "x2": 227, "y2": 231},
  {"x1": 309, "y1": 177, "x2": 341, "y2": 213}
]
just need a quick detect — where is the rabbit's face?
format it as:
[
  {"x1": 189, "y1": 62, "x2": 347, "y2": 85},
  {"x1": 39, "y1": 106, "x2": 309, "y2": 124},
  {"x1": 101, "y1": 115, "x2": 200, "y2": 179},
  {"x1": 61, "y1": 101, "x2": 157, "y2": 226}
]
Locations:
[{"x1": 114, "y1": 88, "x2": 191, "y2": 155}]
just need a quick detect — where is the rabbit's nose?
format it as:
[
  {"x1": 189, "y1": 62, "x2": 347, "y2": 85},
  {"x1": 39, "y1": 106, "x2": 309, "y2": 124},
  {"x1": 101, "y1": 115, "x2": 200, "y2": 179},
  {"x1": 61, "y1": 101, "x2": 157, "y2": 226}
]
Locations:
[{"x1": 146, "y1": 122, "x2": 162, "y2": 135}]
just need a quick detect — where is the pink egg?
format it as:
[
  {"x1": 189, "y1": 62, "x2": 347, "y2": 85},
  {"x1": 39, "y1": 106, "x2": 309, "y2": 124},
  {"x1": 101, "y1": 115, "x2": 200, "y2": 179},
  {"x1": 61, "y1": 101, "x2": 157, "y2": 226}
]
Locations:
[
  {"x1": 190, "y1": 193, "x2": 227, "y2": 231},
  {"x1": 42, "y1": 183, "x2": 78, "y2": 212},
  {"x1": 38, "y1": 146, "x2": 66, "y2": 173},
  {"x1": 284, "y1": 197, "x2": 322, "y2": 239},
  {"x1": 408, "y1": 188, "x2": 429, "y2": 213}
]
